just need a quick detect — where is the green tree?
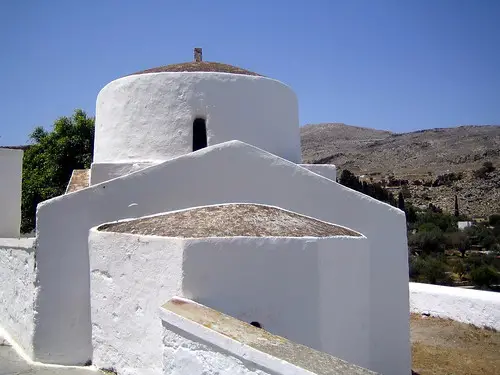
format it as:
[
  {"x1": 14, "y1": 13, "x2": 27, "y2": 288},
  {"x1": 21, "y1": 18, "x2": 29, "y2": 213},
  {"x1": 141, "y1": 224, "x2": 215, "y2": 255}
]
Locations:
[
  {"x1": 454, "y1": 195, "x2": 459, "y2": 217},
  {"x1": 470, "y1": 265, "x2": 499, "y2": 290},
  {"x1": 21, "y1": 110, "x2": 94, "y2": 233},
  {"x1": 446, "y1": 232, "x2": 470, "y2": 257},
  {"x1": 453, "y1": 259, "x2": 467, "y2": 280},
  {"x1": 465, "y1": 224, "x2": 498, "y2": 251},
  {"x1": 409, "y1": 229, "x2": 445, "y2": 254},
  {"x1": 417, "y1": 210, "x2": 458, "y2": 233},
  {"x1": 418, "y1": 256, "x2": 452, "y2": 285},
  {"x1": 406, "y1": 204, "x2": 418, "y2": 224},
  {"x1": 489, "y1": 214, "x2": 500, "y2": 227},
  {"x1": 398, "y1": 191, "x2": 405, "y2": 212}
]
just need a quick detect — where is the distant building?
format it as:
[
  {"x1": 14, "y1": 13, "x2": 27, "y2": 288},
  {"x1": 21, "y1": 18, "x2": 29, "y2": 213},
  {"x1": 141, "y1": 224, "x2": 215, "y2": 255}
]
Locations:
[{"x1": 458, "y1": 221, "x2": 473, "y2": 230}]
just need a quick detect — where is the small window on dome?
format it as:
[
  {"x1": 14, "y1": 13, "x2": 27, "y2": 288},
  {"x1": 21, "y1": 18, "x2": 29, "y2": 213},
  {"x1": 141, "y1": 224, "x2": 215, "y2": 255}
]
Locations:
[{"x1": 193, "y1": 118, "x2": 207, "y2": 151}]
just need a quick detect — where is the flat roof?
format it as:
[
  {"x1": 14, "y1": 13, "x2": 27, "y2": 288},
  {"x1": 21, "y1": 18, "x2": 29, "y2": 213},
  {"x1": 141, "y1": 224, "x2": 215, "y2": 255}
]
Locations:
[{"x1": 98, "y1": 204, "x2": 361, "y2": 238}]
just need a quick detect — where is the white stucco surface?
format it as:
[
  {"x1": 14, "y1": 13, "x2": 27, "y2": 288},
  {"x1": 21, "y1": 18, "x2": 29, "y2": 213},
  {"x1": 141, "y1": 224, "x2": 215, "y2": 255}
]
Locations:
[
  {"x1": 35, "y1": 141, "x2": 409, "y2": 374},
  {"x1": 0, "y1": 238, "x2": 36, "y2": 357},
  {"x1": 182, "y1": 236, "x2": 370, "y2": 370},
  {"x1": 162, "y1": 327, "x2": 274, "y2": 375},
  {"x1": 159, "y1": 298, "x2": 377, "y2": 375},
  {"x1": 409, "y1": 282, "x2": 500, "y2": 330},
  {"x1": 299, "y1": 164, "x2": 337, "y2": 181},
  {"x1": 0, "y1": 148, "x2": 23, "y2": 238},
  {"x1": 94, "y1": 72, "x2": 301, "y2": 164},
  {"x1": 89, "y1": 231, "x2": 184, "y2": 374},
  {"x1": 90, "y1": 162, "x2": 156, "y2": 185},
  {"x1": 160, "y1": 309, "x2": 295, "y2": 375},
  {"x1": 89, "y1": 225, "x2": 369, "y2": 374}
]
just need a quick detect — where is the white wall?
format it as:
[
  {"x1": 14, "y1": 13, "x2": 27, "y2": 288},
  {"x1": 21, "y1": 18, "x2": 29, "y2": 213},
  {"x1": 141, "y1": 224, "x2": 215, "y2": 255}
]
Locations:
[
  {"x1": 317, "y1": 238, "x2": 371, "y2": 369},
  {"x1": 0, "y1": 148, "x2": 23, "y2": 237},
  {"x1": 182, "y1": 236, "x2": 370, "y2": 370},
  {"x1": 160, "y1": 304, "x2": 301, "y2": 375},
  {"x1": 89, "y1": 231, "x2": 184, "y2": 374},
  {"x1": 94, "y1": 72, "x2": 301, "y2": 164},
  {"x1": 90, "y1": 228, "x2": 370, "y2": 374},
  {"x1": 409, "y1": 282, "x2": 500, "y2": 330},
  {"x1": 89, "y1": 162, "x2": 156, "y2": 185},
  {"x1": 35, "y1": 141, "x2": 408, "y2": 374},
  {"x1": 162, "y1": 326, "x2": 275, "y2": 375},
  {"x1": 0, "y1": 238, "x2": 36, "y2": 357},
  {"x1": 299, "y1": 164, "x2": 337, "y2": 182}
]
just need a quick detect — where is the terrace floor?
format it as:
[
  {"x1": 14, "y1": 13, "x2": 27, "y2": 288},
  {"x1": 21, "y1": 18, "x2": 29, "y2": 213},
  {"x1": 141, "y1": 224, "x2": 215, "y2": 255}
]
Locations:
[{"x1": 411, "y1": 313, "x2": 500, "y2": 375}]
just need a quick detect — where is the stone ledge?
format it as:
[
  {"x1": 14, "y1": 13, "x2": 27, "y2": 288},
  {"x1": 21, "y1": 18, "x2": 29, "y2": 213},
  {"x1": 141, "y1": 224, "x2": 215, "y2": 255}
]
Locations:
[
  {"x1": 0, "y1": 238, "x2": 36, "y2": 250},
  {"x1": 160, "y1": 297, "x2": 377, "y2": 375}
]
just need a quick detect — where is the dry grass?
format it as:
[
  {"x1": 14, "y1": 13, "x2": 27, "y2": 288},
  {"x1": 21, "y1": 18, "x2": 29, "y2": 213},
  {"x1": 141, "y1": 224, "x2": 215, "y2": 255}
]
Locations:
[
  {"x1": 130, "y1": 61, "x2": 262, "y2": 76},
  {"x1": 99, "y1": 203, "x2": 360, "y2": 238},
  {"x1": 411, "y1": 314, "x2": 500, "y2": 375}
]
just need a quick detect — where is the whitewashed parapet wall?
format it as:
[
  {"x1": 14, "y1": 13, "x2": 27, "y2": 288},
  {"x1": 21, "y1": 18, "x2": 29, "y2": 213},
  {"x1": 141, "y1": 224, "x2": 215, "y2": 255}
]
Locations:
[
  {"x1": 410, "y1": 282, "x2": 500, "y2": 330},
  {"x1": 35, "y1": 141, "x2": 409, "y2": 374},
  {"x1": 0, "y1": 148, "x2": 23, "y2": 237},
  {"x1": 89, "y1": 218, "x2": 370, "y2": 374},
  {"x1": 0, "y1": 238, "x2": 36, "y2": 357},
  {"x1": 160, "y1": 298, "x2": 378, "y2": 375}
]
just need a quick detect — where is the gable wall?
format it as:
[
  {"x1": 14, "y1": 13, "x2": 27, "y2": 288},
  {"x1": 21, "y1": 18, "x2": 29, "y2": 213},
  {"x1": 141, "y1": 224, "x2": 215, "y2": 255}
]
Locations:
[{"x1": 34, "y1": 141, "x2": 409, "y2": 374}]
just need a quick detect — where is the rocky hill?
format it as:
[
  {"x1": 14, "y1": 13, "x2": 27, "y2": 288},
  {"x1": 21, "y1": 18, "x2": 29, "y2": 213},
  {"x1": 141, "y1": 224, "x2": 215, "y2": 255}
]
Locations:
[{"x1": 301, "y1": 123, "x2": 500, "y2": 218}]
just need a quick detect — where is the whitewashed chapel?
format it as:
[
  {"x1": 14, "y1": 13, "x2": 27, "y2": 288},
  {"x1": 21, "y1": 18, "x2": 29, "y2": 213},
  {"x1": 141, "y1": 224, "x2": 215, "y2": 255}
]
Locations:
[{"x1": 0, "y1": 49, "x2": 411, "y2": 375}]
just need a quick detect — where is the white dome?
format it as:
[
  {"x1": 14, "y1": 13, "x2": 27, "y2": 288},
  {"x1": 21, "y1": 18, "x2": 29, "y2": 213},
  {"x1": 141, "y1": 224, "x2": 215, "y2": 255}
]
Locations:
[{"x1": 93, "y1": 66, "x2": 301, "y2": 165}]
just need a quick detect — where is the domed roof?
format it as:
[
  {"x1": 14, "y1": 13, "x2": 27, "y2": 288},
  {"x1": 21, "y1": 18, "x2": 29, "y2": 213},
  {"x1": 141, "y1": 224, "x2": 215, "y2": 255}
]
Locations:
[{"x1": 130, "y1": 61, "x2": 262, "y2": 77}]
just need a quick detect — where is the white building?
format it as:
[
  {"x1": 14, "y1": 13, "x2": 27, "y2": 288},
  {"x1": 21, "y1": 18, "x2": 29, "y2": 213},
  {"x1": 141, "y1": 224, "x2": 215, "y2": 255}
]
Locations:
[
  {"x1": 0, "y1": 147, "x2": 23, "y2": 238},
  {"x1": 0, "y1": 50, "x2": 411, "y2": 375}
]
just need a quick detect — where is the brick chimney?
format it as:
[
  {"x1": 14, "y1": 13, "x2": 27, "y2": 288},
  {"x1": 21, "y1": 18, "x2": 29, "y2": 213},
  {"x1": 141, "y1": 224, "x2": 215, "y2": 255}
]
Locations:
[{"x1": 194, "y1": 48, "x2": 202, "y2": 62}]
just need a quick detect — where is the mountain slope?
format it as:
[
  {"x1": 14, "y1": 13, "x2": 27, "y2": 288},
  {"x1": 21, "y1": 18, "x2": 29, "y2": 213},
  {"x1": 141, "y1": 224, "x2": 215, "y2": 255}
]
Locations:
[{"x1": 300, "y1": 123, "x2": 500, "y2": 217}]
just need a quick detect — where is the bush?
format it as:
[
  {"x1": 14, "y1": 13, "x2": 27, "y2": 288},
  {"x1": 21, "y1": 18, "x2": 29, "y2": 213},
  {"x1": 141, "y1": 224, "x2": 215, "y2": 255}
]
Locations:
[
  {"x1": 470, "y1": 265, "x2": 499, "y2": 289},
  {"x1": 465, "y1": 224, "x2": 498, "y2": 250},
  {"x1": 418, "y1": 223, "x2": 441, "y2": 233},
  {"x1": 409, "y1": 229, "x2": 445, "y2": 254},
  {"x1": 417, "y1": 210, "x2": 458, "y2": 232},
  {"x1": 414, "y1": 256, "x2": 453, "y2": 285},
  {"x1": 489, "y1": 214, "x2": 500, "y2": 227},
  {"x1": 433, "y1": 172, "x2": 463, "y2": 187},
  {"x1": 453, "y1": 259, "x2": 467, "y2": 280},
  {"x1": 474, "y1": 161, "x2": 496, "y2": 179},
  {"x1": 409, "y1": 256, "x2": 424, "y2": 281},
  {"x1": 445, "y1": 232, "x2": 470, "y2": 256},
  {"x1": 401, "y1": 185, "x2": 411, "y2": 198}
]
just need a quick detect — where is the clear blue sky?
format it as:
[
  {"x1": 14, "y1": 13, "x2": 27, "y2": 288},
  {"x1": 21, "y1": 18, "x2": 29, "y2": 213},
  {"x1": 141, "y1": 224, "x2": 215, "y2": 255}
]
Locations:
[{"x1": 1, "y1": 0, "x2": 499, "y2": 145}]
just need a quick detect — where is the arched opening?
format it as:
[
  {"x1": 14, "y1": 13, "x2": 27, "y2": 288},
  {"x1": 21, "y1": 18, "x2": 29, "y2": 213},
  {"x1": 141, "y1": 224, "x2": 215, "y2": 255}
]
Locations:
[
  {"x1": 193, "y1": 118, "x2": 207, "y2": 151},
  {"x1": 250, "y1": 321, "x2": 262, "y2": 329}
]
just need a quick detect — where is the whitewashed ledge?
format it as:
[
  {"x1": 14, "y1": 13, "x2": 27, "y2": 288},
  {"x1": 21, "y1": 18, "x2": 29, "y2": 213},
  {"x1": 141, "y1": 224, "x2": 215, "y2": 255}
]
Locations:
[
  {"x1": 409, "y1": 282, "x2": 500, "y2": 330},
  {"x1": 159, "y1": 297, "x2": 378, "y2": 375}
]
